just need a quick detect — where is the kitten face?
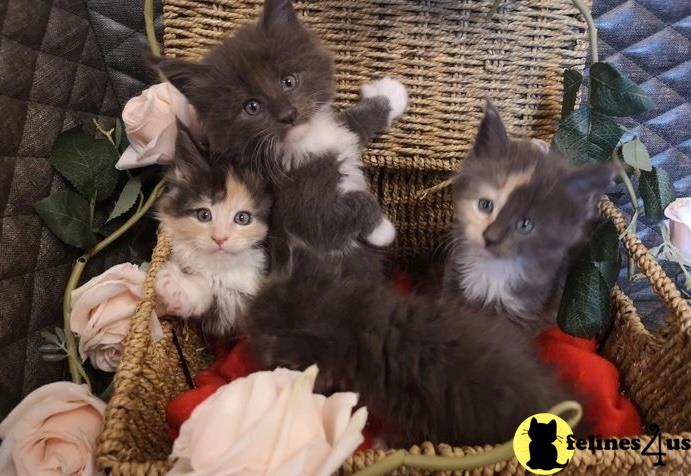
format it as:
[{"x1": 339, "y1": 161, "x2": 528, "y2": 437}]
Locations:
[
  {"x1": 446, "y1": 103, "x2": 614, "y2": 318},
  {"x1": 453, "y1": 104, "x2": 614, "y2": 265},
  {"x1": 158, "y1": 127, "x2": 271, "y2": 266},
  {"x1": 155, "y1": 0, "x2": 334, "y2": 170}
]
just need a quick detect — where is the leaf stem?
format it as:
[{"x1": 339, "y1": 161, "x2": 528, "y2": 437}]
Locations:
[
  {"x1": 616, "y1": 160, "x2": 640, "y2": 239},
  {"x1": 89, "y1": 195, "x2": 96, "y2": 230},
  {"x1": 92, "y1": 119, "x2": 116, "y2": 147},
  {"x1": 62, "y1": 180, "x2": 166, "y2": 387},
  {"x1": 570, "y1": 0, "x2": 598, "y2": 63},
  {"x1": 144, "y1": 0, "x2": 160, "y2": 57}
]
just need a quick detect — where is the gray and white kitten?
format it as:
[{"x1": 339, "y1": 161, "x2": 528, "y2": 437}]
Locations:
[
  {"x1": 155, "y1": 127, "x2": 272, "y2": 339},
  {"x1": 246, "y1": 106, "x2": 615, "y2": 446},
  {"x1": 444, "y1": 103, "x2": 615, "y2": 327},
  {"x1": 154, "y1": 0, "x2": 408, "y2": 279}
]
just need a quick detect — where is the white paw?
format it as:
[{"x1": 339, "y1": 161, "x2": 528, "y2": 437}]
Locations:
[
  {"x1": 155, "y1": 263, "x2": 210, "y2": 318},
  {"x1": 366, "y1": 217, "x2": 396, "y2": 247},
  {"x1": 361, "y1": 76, "x2": 408, "y2": 125}
]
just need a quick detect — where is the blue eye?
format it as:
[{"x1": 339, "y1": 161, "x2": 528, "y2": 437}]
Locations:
[
  {"x1": 478, "y1": 198, "x2": 494, "y2": 214},
  {"x1": 515, "y1": 218, "x2": 535, "y2": 234},
  {"x1": 234, "y1": 211, "x2": 252, "y2": 225},
  {"x1": 196, "y1": 208, "x2": 212, "y2": 222}
]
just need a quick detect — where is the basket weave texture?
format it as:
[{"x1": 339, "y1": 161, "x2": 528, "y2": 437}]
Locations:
[
  {"x1": 162, "y1": 0, "x2": 588, "y2": 256},
  {"x1": 96, "y1": 1, "x2": 691, "y2": 475}
]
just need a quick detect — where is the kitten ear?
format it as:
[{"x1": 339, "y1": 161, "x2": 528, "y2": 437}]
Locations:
[
  {"x1": 548, "y1": 419, "x2": 557, "y2": 431},
  {"x1": 261, "y1": 0, "x2": 298, "y2": 32},
  {"x1": 168, "y1": 122, "x2": 211, "y2": 183},
  {"x1": 151, "y1": 55, "x2": 210, "y2": 98},
  {"x1": 471, "y1": 101, "x2": 510, "y2": 159},
  {"x1": 564, "y1": 162, "x2": 616, "y2": 199},
  {"x1": 530, "y1": 417, "x2": 538, "y2": 426}
]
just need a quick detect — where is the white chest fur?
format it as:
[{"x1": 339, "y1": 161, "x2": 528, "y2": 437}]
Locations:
[
  {"x1": 457, "y1": 253, "x2": 532, "y2": 318},
  {"x1": 282, "y1": 109, "x2": 366, "y2": 193},
  {"x1": 157, "y1": 242, "x2": 266, "y2": 333}
]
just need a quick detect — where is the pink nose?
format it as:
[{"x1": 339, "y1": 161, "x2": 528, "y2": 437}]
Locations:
[{"x1": 212, "y1": 236, "x2": 228, "y2": 246}]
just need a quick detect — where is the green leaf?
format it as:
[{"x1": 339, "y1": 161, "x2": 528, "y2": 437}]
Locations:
[
  {"x1": 621, "y1": 136, "x2": 652, "y2": 172},
  {"x1": 106, "y1": 175, "x2": 142, "y2": 223},
  {"x1": 587, "y1": 221, "x2": 620, "y2": 262},
  {"x1": 558, "y1": 260, "x2": 612, "y2": 338},
  {"x1": 586, "y1": 221, "x2": 621, "y2": 287},
  {"x1": 34, "y1": 190, "x2": 97, "y2": 249},
  {"x1": 552, "y1": 106, "x2": 625, "y2": 164},
  {"x1": 41, "y1": 330, "x2": 61, "y2": 347},
  {"x1": 561, "y1": 69, "x2": 583, "y2": 119},
  {"x1": 39, "y1": 343, "x2": 62, "y2": 353},
  {"x1": 590, "y1": 62, "x2": 655, "y2": 117},
  {"x1": 639, "y1": 167, "x2": 676, "y2": 221},
  {"x1": 50, "y1": 126, "x2": 120, "y2": 201},
  {"x1": 54, "y1": 326, "x2": 65, "y2": 343}
]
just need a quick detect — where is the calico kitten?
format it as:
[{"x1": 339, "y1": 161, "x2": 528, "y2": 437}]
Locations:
[
  {"x1": 155, "y1": 127, "x2": 271, "y2": 339},
  {"x1": 246, "y1": 246, "x2": 576, "y2": 447},
  {"x1": 154, "y1": 0, "x2": 407, "y2": 278},
  {"x1": 443, "y1": 104, "x2": 615, "y2": 326}
]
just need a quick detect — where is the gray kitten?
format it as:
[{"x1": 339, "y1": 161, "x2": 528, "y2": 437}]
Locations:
[
  {"x1": 247, "y1": 106, "x2": 614, "y2": 446},
  {"x1": 155, "y1": 0, "x2": 408, "y2": 279},
  {"x1": 444, "y1": 103, "x2": 615, "y2": 328}
]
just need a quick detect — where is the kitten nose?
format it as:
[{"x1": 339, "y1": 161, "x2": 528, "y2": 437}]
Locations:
[
  {"x1": 482, "y1": 227, "x2": 503, "y2": 247},
  {"x1": 277, "y1": 107, "x2": 297, "y2": 125},
  {"x1": 212, "y1": 236, "x2": 228, "y2": 246}
]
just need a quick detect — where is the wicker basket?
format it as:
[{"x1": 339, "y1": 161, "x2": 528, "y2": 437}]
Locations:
[
  {"x1": 96, "y1": 1, "x2": 691, "y2": 474},
  {"x1": 162, "y1": 0, "x2": 589, "y2": 257}
]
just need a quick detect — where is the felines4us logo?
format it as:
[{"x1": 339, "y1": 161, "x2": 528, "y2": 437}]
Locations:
[{"x1": 512, "y1": 414, "x2": 691, "y2": 474}]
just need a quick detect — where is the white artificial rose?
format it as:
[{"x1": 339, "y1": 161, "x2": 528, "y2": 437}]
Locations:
[
  {"x1": 116, "y1": 82, "x2": 200, "y2": 170},
  {"x1": 0, "y1": 382, "x2": 106, "y2": 476},
  {"x1": 665, "y1": 198, "x2": 691, "y2": 265},
  {"x1": 168, "y1": 365, "x2": 367, "y2": 476},
  {"x1": 70, "y1": 262, "x2": 163, "y2": 371}
]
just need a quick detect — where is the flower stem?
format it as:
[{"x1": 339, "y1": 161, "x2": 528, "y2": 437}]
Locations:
[
  {"x1": 144, "y1": 0, "x2": 160, "y2": 57},
  {"x1": 353, "y1": 401, "x2": 582, "y2": 476},
  {"x1": 63, "y1": 180, "x2": 166, "y2": 387},
  {"x1": 570, "y1": 0, "x2": 598, "y2": 63}
]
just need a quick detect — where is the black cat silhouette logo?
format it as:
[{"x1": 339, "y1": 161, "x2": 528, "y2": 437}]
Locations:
[{"x1": 513, "y1": 413, "x2": 574, "y2": 474}]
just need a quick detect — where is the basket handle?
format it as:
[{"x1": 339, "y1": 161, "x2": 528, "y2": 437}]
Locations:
[
  {"x1": 599, "y1": 197, "x2": 691, "y2": 338},
  {"x1": 97, "y1": 228, "x2": 172, "y2": 465},
  {"x1": 350, "y1": 401, "x2": 583, "y2": 476}
]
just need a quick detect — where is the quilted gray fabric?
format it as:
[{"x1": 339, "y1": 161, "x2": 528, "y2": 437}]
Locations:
[
  {"x1": 87, "y1": 0, "x2": 162, "y2": 107},
  {"x1": 0, "y1": 0, "x2": 150, "y2": 401},
  {"x1": 594, "y1": 1, "x2": 691, "y2": 322}
]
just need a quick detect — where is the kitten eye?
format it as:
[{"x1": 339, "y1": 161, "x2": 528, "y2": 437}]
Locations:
[
  {"x1": 478, "y1": 198, "x2": 494, "y2": 214},
  {"x1": 281, "y1": 74, "x2": 298, "y2": 91},
  {"x1": 244, "y1": 99, "x2": 262, "y2": 115},
  {"x1": 196, "y1": 208, "x2": 212, "y2": 222},
  {"x1": 234, "y1": 211, "x2": 252, "y2": 225},
  {"x1": 515, "y1": 218, "x2": 535, "y2": 234}
]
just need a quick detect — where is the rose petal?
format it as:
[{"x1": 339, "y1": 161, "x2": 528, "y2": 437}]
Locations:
[
  {"x1": 168, "y1": 366, "x2": 367, "y2": 476},
  {"x1": 0, "y1": 382, "x2": 105, "y2": 476}
]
